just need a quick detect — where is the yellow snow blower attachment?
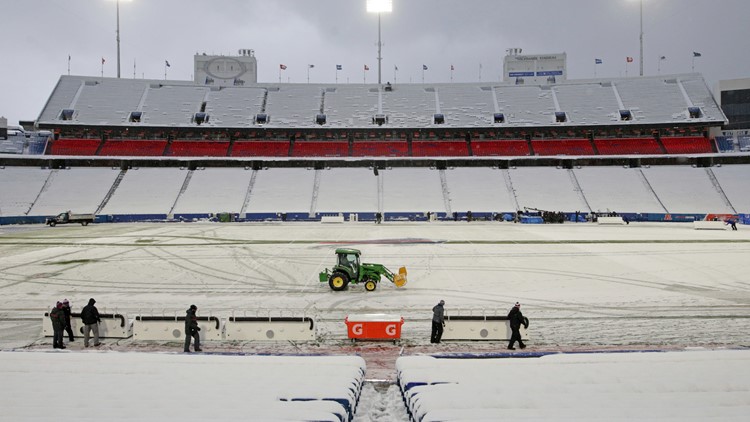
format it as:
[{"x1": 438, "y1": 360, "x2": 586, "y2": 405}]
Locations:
[{"x1": 392, "y1": 266, "x2": 408, "y2": 288}]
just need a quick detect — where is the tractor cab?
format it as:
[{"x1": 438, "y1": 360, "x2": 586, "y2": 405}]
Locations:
[{"x1": 337, "y1": 249, "x2": 360, "y2": 278}]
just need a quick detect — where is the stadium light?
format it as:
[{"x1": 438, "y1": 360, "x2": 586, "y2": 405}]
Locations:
[
  {"x1": 109, "y1": 0, "x2": 132, "y2": 79},
  {"x1": 367, "y1": 0, "x2": 393, "y2": 85}
]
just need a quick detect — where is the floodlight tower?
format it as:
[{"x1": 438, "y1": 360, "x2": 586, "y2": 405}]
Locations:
[
  {"x1": 110, "y1": 0, "x2": 132, "y2": 78},
  {"x1": 639, "y1": 0, "x2": 644, "y2": 76},
  {"x1": 367, "y1": 0, "x2": 392, "y2": 85}
]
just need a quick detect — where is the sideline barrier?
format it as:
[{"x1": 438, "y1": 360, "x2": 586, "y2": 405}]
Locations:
[
  {"x1": 597, "y1": 216, "x2": 626, "y2": 225},
  {"x1": 321, "y1": 214, "x2": 345, "y2": 223},
  {"x1": 43, "y1": 312, "x2": 132, "y2": 339},
  {"x1": 693, "y1": 221, "x2": 728, "y2": 230},
  {"x1": 225, "y1": 316, "x2": 316, "y2": 341},
  {"x1": 442, "y1": 315, "x2": 528, "y2": 341},
  {"x1": 133, "y1": 315, "x2": 222, "y2": 341}
]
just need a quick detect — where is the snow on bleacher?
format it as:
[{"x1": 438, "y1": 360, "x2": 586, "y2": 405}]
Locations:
[
  {"x1": 205, "y1": 86, "x2": 266, "y2": 126},
  {"x1": 28, "y1": 168, "x2": 121, "y2": 216},
  {"x1": 641, "y1": 166, "x2": 734, "y2": 213},
  {"x1": 99, "y1": 168, "x2": 189, "y2": 215},
  {"x1": 553, "y1": 82, "x2": 622, "y2": 125},
  {"x1": 711, "y1": 164, "x2": 750, "y2": 212},
  {"x1": 265, "y1": 85, "x2": 323, "y2": 128},
  {"x1": 397, "y1": 351, "x2": 750, "y2": 421},
  {"x1": 244, "y1": 168, "x2": 315, "y2": 214},
  {"x1": 36, "y1": 74, "x2": 725, "y2": 129},
  {"x1": 141, "y1": 85, "x2": 209, "y2": 126},
  {"x1": 2, "y1": 352, "x2": 365, "y2": 422},
  {"x1": 573, "y1": 167, "x2": 665, "y2": 214},
  {"x1": 381, "y1": 168, "x2": 446, "y2": 213},
  {"x1": 509, "y1": 167, "x2": 586, "y2": 212},
  {"x1": 75, "y1": 79, "x2": 146, "y2": 125},
  {"x1": 495, "y1": 85, "x2": 556, "y2": 125},
  {"x1": 172, "y1": 168, "x2": 252, "y2": 214},
  {"x1": 0, "y1": 167, "x2": 52, "y2": 216},
  {"x1": 324, "y1": 85, "x2": 379, "y2": 127},
  {"x1": 316, "y1": 168, "x2": 379, "y2": 213},
  {"x1": 443, "y1": 167, "x2": 517, "y2": 212}
]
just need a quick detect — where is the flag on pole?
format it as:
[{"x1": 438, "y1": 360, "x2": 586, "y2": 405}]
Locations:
[
  {"x1": 336, "y1": 64, "x2": 342, "y2": 70},
  {"x1": 280, "y1": 64, "x2": 287, "y2": 70},
  {"x1": 394, "y1": 65, "x2": 399, "y2": 71},
  {"x1": 450, "y1": 64, "x2": 454, "y2": 71},
  {"x1": 102, "y1": 57, "x2": 106, "y2": 64},
  {"x1": 364, "y1": 64, "x2": 369, "y2": 71},
  {"x1": 422, "y1": 64, "x2": 428, "y2": 70},
  {"x1": 165, "y1": 60, "x2": 170, "y2": 67},
  {"x1": 626, "y1": 57, "x2": 634, "y2": 63},
  {"x1": 693, "y1": 52, "x2": 702, "y2": 57},
  {"x1": 308, "y1": 64, "x2": 315, "y2": 68},
  {"x1": 595, "y1": 58, "x2": 603, "y2": 65},
  {"x1": 660, "y1": 56, "x2": 666, "y2": 60}
]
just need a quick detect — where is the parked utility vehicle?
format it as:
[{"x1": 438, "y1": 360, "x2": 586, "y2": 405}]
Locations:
[
  {"x1": 319, "y1": 248, "x2": 407, "y2": 291},
  {"x1": 46, "y1": 211, "x2": 95, "y2": 227}
]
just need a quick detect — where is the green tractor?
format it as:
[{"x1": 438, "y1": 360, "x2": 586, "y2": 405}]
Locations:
[{"x1": 319, "y1": 248, "x2": 407, "y2": 292}]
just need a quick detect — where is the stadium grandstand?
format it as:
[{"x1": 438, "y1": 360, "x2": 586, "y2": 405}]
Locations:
[{"x1": 2, "y1": 71, "x2": 749, "y2": 225}]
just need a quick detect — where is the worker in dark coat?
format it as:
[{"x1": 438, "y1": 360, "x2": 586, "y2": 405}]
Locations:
[
  {"x1": 507, "y1": 302, "x2": 528, "y2": 350},
  {"x1": 81, "y1": 298, "x2": 101, "y2": 347},
  {"x1": 61, "y1": 299, "x2": 75, "y2": 342},
  {"x1": 184, "y1": 304, "x2": 202, "y2": 352},
  {"x1": 50, "y1": 302, "x2": 66, "y2": 349},
  {"x1": 431, "y1": 300, "x2": 446, "y2": 344}
]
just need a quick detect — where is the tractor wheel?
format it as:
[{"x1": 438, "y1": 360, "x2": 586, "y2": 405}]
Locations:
[
  {"x1": 329, "y1": 271, "x2": 349, "y2": 291},
  {"x1": 364, "y1": 279, "x2": 377, "y2": 292}
]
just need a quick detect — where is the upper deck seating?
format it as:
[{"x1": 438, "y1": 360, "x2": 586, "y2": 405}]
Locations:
[
  {"x1": 660, "y1": 136, "x2": 714, "y2": 154},
  {"x1": 594, "y1": 137, "x2": 662, "y2": 155},
  {"x1": 531, "y1": 139, "x2": 595, "y2": 156},
  {"x1": 49, "y1": 138, "x2": 101, "y2": 155},
  {"x1": 471, "y1": 140, "x2": 530, "y2": 156},
  {"x1": 292, "y1": 141, "x2": 349, "y2": 157},
  {"x1": 230, "y1": 140, "x2": 290, "y2": 157},
  {"x1": 98, "y1": 140, "x2": 168, "y2": 156},
  {"x1": 411, "y1": 140, "x2": 469, "y2": 157},
  {"x1": 167, "y1": 141, "x2": 230, "y2": 157}
]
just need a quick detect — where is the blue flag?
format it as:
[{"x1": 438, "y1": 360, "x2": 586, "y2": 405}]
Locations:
[
  {"x1": 165, "y1": 60, "x2": 170, "y2": 67},
  {"x1": 693, "y1": 52, "x2": 702, "y2": 57},
  {"x1": 422, "y1": 64, "x2": 428, "y2": 70},
  {"x1": 336, "y1": 64, "x2": 342, "y2": 70},
  {"x1": 595, "y1": 58, "x2": 603, "y2": 65}
]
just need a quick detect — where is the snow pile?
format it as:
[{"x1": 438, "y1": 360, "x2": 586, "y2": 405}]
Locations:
[
  {"x1": 397, "y1": 350, "x2": 750, "y2": 421},
  {"x1": 1, "y1": 351, "x2": 366, "y2": 421}
]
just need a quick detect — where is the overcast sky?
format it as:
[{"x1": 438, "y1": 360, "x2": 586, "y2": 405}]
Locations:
[{"x1": 1, "y1": 0, "x2": 748, "y2": 126}]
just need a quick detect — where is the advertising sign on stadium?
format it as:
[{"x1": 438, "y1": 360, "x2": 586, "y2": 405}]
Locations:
[{"x1": 509, "y1": 72, "x2": 535, "y2": 77}]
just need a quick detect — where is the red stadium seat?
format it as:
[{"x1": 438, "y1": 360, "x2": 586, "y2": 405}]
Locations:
[
  {"x1": 594, "y1": 138, "x2": 663, "y2": 155},
  {"x1": 352, "y1": 141, "x2": 409, "y2": 157},
  {"x1": 230, "y1": 140, "x2": 290, "y2": 157},
  {"x1": 49, "y1": 138, "x2": 101, "y2": 156},
  {"x1": 291, "y1": 141, "x2": 349, "y2": 157},
  {"x1": 167, "y1": 141, "x2": 229, "y2": 157},
  {"x1": 411, "y1": 140, "x2": 469, "y2": 157},
  {"x1": 531, "y1": 139, "x2": 595, "y2": 156},
  {"x1": 471, "y1": 140, "x2": 530, "y2": 156},
  {"x1": 660, "y1": 136, "x2": 714, "y2": 154},
  {"x1": 98, "y1": 140, "x2": 168, "y2": 156}
]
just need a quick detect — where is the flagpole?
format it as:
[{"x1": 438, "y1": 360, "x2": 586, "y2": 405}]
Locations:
[
  {"x1": 101, "y1": 59, "x2": 104, "y2": 78},
  {"x1": 279, "y1": 68, "x2": 281, "y2": 83},
  {"x1": 133, "y1": 58, "x2": 136, "y2": 79},
  {"x1": 394, "y1": 66, "x2": 397, "y2": 84},
  {"x1": 336, "y1": 69, "x2": 338, "y2": 84},
  {"x1": 450, "y1": 66, "x2": 453, "y2": 83},
  {"x1": 67, "y1": 55, "x2": 71, "y2": 76},
  {"x1": 307, "y1": 66, "x2": 310, "y2": 84},
  {"x1": 478, "y1": 63, "x2": 482, "y2": 82}
]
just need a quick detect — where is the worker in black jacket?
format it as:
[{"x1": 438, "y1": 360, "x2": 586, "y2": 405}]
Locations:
[
  {"x1": 507, "y1": 302, "x2": 528, "y2": 350},
  {"x1": 431, "y1": 300, "x2": 446, "y2": 344},
  {"x1": 50, "y1": 302, "x2": 66, "y2": 349},
  {"x1": 81, "y1": 298, "x2": 101, "y2": 347},
  {"x1": 184, "y1": 304, "x2": 202, "y2": 352}
]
